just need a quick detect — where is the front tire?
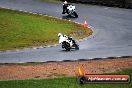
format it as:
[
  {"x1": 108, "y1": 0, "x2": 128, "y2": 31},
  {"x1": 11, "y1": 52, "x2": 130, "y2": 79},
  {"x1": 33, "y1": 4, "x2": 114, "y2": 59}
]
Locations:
[
  {"x1": 73, "y1": 11, "x2": 78, "y2": 18},
  {"x1": 62, "y1": 41, "x2": 71, "y2": 51},
  {"x1": 65, "y1": 47, "x2": 70, "y2": 51},
  {"x1": 75, "y1": 44, "x2": 79, "y2": 50},
  {"x1": 65, "y1": 42, "x2": 71, "y2": 51}
]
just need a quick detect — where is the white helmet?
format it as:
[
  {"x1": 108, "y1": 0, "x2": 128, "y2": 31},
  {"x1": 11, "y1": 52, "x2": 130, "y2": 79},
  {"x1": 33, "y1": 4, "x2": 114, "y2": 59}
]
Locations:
[
  {"x1": 64, "y1": 1, "x2": 68, "y2": 4},
  {"x1": 58, "y1": 33, "x2": 62, "y2": 37}
]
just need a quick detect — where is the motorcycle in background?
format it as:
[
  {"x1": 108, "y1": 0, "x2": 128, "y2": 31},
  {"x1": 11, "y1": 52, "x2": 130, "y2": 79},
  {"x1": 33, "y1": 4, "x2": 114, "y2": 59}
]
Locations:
[{"x1": 62, "y1": 4, "x2": 78, "y2": 18}]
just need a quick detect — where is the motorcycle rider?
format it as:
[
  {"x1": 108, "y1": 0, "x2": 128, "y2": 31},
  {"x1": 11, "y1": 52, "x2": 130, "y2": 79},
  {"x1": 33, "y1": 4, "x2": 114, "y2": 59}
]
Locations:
[
  {"x1": 67, "y1": 36, "x2": 76, "y2": 44},
  {"x1": 58, "y1": 33, "x2": 76, "y2": 46},
  {"x1": 58, "y1": 33, "x2": 68, "y2": 44},
  {"x1": 58, "y1": 33, "x2": 79, "y2": 50},
  {"x1": 62, "y1": 0, "x2": 68, "y2": 14}
]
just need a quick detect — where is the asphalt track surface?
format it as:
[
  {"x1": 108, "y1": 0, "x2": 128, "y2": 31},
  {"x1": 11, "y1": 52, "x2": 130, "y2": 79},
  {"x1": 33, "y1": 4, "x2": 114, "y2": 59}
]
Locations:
[{"x1": 0, "y1": 0, "x2": 132, "y2": 63}]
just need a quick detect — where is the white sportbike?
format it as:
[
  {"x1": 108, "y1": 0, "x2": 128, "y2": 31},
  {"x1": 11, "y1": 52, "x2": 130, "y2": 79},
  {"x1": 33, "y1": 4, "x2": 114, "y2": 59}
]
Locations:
[
  {"x1": 63, "y1": 4, "x2": 78, "y2": 18},
  {"x1": 58, "y1": 33, "x2": 79, "y2": 51}
]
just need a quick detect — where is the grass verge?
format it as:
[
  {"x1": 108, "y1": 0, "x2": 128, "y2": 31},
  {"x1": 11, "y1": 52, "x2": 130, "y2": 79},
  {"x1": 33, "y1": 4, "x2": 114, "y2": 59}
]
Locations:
[
  {"x1": 0, "y1": 68, "x2": 131, "y2": 88},
  {"x1": 0, "y1": 8, "x2": 92, "y2": 51}
]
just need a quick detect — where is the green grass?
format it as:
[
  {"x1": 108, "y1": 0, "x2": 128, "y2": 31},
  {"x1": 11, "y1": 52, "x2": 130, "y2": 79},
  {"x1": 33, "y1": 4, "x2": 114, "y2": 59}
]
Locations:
[
  {"x1": 0, "y1": 8, "x2": 92, "y2": 51},
  {"x1": 0, "y1": 68, "x2": 132, "y2": 88}
]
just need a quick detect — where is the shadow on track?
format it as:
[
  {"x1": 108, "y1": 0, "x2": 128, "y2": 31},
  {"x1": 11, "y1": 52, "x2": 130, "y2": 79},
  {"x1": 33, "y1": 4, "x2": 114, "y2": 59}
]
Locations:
[
  {"x1": 59, "y1": 48, "x2": 79, "y2": 52},
  {"x1": 62, "y1": 15, "x2": 78, "y2": 20}
]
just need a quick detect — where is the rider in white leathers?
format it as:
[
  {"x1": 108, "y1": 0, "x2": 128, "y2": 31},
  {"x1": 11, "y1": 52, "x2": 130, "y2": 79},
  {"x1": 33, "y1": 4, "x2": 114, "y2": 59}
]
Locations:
[{"x1": 58, "y1": 33, "x2": 74, "y2": 47}]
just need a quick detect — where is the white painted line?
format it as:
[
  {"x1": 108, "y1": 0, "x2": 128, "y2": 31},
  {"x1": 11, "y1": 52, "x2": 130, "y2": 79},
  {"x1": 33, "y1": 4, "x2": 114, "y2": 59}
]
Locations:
[
  {"x1": 48, "y1": 16, "x2": 52, "y2": 17},
  {"x1": 33, "y1": 47, "x2": 37, "y2": 49},
  {"x1": 84, "y1": 38, "x2": 87, "y2": 41},
  {"x1": 44, "y1": 15, "x2": 48, "y2": 16},
  {"x1": 74, "y1": 22, "x2": 78, "y2": 24},
  {"x1": 104, "y1": 7, "x2": 109, "y2": 9},
  {"x1": 59, "y1": 18, "x2": 62, "y2": 20},
  {"x1": 39, "y1": 46, "x2": 43, "y2": 48},
  {"x1": 29, "y1": 12, "x2": 33, "y2": 14},
  {"x1": 19, "y1": 10, "x2": 23, "y2": 12},
  {"x1": 58, "y1": 60, "x2": 64, "y2": 62},
  {"x1": 39, "y1": 14, "x2": 43, "y2": 16},
  {"x1": 23, "y1": 48, "x2": 29, "y2": 50},
  {"x1": 88, "y1": 26, "x2": 91, "y2": 28},
  {"x1": 24, "y1": 11, "x2": 28, "y2": 13},
  {"x1": 33, "y1": 13, "x2": 37, "y2": 15},
  {"x1": 47, "y1": 46, "x2": 50, "y2": 48},
  {"x1": 7, "y1": 8, "x2": 10, "y2": 9},
  {"x1": 11, "y1": 9, "x2": 16, "y2": 11},
  {"x1": 15, "y1": 49, "x2": 19, "y2": 52},
  {"x1": 102, "y1": 57, "x2": 107, "y2": 59},
  {"x1": 116, "y1": 56, "x2": 122, "y2": 58},
  {"x1": 1, "y1": 6, "x2": 6, "y2": 9}
]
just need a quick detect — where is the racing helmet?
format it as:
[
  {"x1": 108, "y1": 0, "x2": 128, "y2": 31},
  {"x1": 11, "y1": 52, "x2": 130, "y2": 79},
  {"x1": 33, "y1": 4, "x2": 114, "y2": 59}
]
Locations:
[
  {"x1": 58, "y1": 33, "x2": 62, "y2": 37},
  {"x1": 64, "y1": 1, "x2": 68, "y2": 4}
]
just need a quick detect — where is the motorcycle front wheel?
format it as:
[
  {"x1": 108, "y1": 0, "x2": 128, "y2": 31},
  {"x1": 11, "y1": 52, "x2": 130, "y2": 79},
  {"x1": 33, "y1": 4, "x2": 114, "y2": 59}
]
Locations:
[
  {"x1": 62, "y1": 41, "x2": 71, "y2": 51},
  {"x1": 74, "y1": 44, "x2": 79, "y2": 50},
  {"x1": 73, "y1": 11, "x2": 78, "y2": 18}
]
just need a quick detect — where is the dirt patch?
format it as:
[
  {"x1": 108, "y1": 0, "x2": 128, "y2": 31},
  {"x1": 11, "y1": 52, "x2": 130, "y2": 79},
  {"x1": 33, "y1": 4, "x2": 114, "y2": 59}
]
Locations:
[{"x1": 0, "y1": 57, "x2": 132, "y2": 80}]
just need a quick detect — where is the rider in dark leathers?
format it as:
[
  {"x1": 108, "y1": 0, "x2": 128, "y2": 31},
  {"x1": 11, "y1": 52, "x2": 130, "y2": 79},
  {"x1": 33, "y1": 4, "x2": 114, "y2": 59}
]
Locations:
[{"x1": 62, "y1": 1, "x2": 68, "y2": 14}]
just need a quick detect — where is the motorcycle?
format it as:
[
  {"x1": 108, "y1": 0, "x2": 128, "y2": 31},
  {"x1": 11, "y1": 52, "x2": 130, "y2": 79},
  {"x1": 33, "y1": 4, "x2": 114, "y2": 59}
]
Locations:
[
  {"x1": 62, "y1": 4, "x2": 78, "y2": 18},
  {"x1": 58, "y1": 33, "x2": 79, "y2": 51}
]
